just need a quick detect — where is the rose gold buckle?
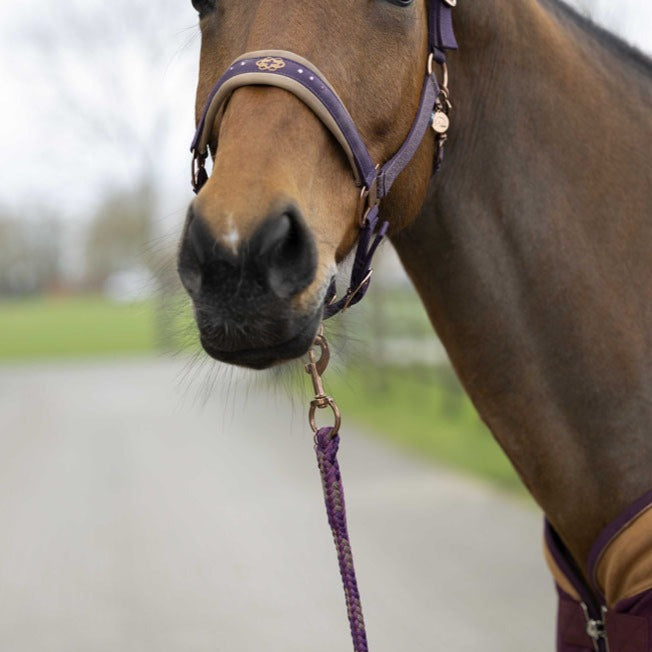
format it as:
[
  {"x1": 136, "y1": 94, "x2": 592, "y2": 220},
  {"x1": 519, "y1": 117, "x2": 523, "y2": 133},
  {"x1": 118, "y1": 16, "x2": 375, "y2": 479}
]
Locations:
[
  {"x1": 427, "y1": 54, "x2": 449, "y2": 92},
  {"x1": 341, "y1": 270, "x2": 373, "y2": 312},
  {"x1": 191, "y1": 155, "x2": 206, "y2": 191},
  {"x1": 357, "y1": 173, "x2": 380, "y2": 227}
]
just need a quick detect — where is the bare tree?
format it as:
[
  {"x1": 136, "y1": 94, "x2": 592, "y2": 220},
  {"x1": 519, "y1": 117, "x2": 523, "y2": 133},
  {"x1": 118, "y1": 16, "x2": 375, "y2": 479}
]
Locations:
[
  {"x1": 0, "y1": 209, "x2": 62, "y2": 296},
  {"x1": 17, "y1": 0, "x2": 198, "y2": 195},
  {"x1": 83, "y1": 184, "x2": 156, "y2": 290}
]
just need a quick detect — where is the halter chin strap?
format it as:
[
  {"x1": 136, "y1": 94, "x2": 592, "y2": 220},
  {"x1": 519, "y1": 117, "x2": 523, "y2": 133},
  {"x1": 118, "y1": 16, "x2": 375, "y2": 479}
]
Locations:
[{"x1": 190, "y1": 0, "x2": 458, "y2": 320}]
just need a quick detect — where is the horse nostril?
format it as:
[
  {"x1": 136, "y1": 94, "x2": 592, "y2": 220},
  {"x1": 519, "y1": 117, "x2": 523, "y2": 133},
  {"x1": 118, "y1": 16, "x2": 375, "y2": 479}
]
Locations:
[
  {"x1": 188, "y1": 212, "x2": 218, "y2": 265},
  {"x1": 178, "y1": 265, "x2": 202, "y2": 296},
  {"x1": 178, "y1": 205, "x2": 317, "y2": 305},
  {"x1": 252, "y1": 207, "x2": 317, "y2": 299},
  {"x1": 178, "y1": 209, "x2": 221, "y2": 297},
  {"x1": 257, "y1": 214, "x2": 292, "y2": 258}
]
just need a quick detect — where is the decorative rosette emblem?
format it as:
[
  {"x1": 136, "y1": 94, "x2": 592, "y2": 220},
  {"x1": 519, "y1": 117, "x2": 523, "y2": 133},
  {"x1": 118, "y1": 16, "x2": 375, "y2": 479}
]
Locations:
[{"x1": 256, "y1": 57, "x2": 286, "y2": 72}]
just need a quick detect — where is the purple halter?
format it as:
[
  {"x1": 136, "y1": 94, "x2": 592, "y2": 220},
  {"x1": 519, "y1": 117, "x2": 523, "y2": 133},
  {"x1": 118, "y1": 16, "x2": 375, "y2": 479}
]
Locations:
[{"x1": 190, "y1": 0, "x2": 458, "y2": 319}]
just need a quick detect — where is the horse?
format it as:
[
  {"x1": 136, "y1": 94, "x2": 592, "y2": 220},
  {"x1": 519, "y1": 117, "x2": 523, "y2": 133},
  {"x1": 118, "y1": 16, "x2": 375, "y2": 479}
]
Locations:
[{"x1": 177, "y1": 1, "x2": 652, "y2": 649}]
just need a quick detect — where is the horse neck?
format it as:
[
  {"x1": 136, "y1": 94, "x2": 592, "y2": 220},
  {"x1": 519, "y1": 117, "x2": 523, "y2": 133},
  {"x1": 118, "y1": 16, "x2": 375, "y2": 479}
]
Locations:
[{"x1": 392, "y1": 0, "x2": 652, "y2": 566}]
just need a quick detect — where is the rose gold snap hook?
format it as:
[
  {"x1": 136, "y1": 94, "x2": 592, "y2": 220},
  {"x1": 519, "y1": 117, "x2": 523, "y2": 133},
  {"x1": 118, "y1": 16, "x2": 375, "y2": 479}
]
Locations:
[
  {"x1": 305, "y1": 327, "x2": 341, "y2": 436},
  {"x1": 306, "y1": 355, "x2": 326, "y2": 400},
  {"x1": 309, "y1": 398, "x2": 342, "y2": 436},
  {"x1": 427, "y1": 55, "x2": 449, "y2": 92},
  {"x1": 307, "y1": 328, "x2": 330, "y2": 377}
]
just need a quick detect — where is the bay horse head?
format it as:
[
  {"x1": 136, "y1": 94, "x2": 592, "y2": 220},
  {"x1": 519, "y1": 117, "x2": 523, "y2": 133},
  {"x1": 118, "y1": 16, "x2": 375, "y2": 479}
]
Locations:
[{"x1": 178, "y1": 0, "x2": 453, "y2": 369}]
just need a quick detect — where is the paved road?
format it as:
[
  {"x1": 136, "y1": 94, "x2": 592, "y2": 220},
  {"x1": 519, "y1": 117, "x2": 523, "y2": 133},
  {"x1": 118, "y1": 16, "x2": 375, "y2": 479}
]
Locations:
[{"x1": 0, "y1": 358, "x2": 555, "y2": 651}]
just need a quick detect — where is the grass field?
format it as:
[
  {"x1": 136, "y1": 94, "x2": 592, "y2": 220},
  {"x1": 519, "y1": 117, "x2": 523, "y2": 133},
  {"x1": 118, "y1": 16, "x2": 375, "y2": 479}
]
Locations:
[
  {"x1": 0, "y1": 294, "x2": 521, "y2": 492},
  {"x1": 0, "y1": 295, "x2": 159, "y2": 360}
]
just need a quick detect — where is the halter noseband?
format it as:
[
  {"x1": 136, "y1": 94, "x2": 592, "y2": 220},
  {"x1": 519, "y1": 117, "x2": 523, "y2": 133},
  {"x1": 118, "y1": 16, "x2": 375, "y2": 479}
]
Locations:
[{"x1": 190, "y1": 0, "x2": 458, "y2": 319}]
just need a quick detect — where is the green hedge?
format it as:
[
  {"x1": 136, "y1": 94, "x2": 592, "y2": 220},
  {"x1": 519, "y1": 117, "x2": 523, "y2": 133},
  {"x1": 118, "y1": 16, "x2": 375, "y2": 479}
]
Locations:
[
  {"x1": 0, "y1": 295, "x2": 158, "y2": 360},
  {"x1": 326, "y1": 364, "x2": 523, "y2": 493}
]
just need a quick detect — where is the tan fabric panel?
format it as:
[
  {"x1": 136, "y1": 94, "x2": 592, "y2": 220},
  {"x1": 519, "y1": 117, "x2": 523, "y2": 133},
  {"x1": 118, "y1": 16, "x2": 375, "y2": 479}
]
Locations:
[
  {"x1": 543, "y1": 537, "x2": 581, "y2": 601},
  {"x1": 595, "y1": 505, "x2": 652, "y2": 607}
]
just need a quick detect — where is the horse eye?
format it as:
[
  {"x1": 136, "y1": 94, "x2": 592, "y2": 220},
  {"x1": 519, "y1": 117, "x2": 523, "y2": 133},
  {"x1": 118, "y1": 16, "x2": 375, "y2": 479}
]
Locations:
[{"x1": 191, "y1": 0, "x2": 215, "y2": 17}]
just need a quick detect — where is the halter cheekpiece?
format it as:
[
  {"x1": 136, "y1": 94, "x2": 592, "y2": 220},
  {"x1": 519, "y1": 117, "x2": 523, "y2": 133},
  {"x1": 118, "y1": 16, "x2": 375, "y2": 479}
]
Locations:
[{"x1": 190, "y1": 0, "x2": 458, "y2": 319}]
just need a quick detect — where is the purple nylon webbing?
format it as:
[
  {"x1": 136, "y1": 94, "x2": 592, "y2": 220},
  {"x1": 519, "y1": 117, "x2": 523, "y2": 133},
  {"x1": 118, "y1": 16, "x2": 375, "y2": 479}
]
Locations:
[
  {"x1": 315, "y1": 427, "x2": 368, "y2": 652},
  {"x1": 378, "y1": 74, "x2": 439, "y2": 199},
  {"x1": 430, "y1": 2, "x2": 459, "y2": 64},
  {"x1": 324, "y1": 205, "x2": 388, "y2": 318}
]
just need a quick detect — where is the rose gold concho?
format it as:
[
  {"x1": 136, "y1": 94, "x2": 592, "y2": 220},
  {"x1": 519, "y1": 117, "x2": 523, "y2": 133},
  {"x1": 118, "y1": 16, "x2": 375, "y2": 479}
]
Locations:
[{"x1": 256, "y1": 57, "x2": 286, "y2": 72}]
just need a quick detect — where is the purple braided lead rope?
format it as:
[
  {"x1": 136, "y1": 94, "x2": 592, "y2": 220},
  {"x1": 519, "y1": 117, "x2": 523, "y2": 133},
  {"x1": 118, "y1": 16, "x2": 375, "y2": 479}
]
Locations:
[{"x1": 314, "y1": 426, "x2": 369, "y2": 652}]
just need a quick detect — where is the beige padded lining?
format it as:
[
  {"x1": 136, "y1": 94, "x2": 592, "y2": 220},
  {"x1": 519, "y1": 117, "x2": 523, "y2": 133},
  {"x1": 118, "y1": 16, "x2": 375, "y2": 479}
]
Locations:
[
  {"x1": 543, "y1": 538, "x2": 582, "y2": 601},
  {"x1": 595, "y1": 505, "x2": 652, "y2": 607},
  {"x1": 197, "y1": 50, "x2": 363, "y2": 185}
]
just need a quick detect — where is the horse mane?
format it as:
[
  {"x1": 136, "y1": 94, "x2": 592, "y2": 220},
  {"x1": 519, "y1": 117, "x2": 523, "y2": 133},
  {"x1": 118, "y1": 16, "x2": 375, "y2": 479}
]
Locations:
[{"x1": 547, "y1": 0, "x2": 652, "y2": 80}]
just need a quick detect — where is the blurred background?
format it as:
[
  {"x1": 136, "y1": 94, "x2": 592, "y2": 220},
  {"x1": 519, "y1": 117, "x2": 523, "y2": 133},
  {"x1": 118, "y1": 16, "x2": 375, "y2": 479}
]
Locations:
[{"x1": 0, "y1": 1, "x2": 649, "y2": 650}]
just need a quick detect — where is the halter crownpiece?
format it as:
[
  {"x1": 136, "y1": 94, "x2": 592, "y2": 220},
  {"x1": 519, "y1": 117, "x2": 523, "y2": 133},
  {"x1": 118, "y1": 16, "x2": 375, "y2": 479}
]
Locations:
[{"x1": 190, "y1": 0, "x2": 457, "y2": 320}]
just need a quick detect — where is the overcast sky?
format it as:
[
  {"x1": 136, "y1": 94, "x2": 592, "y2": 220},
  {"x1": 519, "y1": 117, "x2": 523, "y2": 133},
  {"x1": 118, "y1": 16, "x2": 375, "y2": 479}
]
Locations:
[
  {"x1": 0, "y1": 0, "x2": 650, "y2": 232},
  {"x1": 0, "y1": 0, "x2": 198, "y2": 233}
]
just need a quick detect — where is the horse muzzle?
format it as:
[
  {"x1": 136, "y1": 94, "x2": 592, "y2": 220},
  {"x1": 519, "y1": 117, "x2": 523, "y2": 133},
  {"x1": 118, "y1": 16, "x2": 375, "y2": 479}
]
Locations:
[{"x1": 177, "y1": 204, "x2": 324, "y2": 369}]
